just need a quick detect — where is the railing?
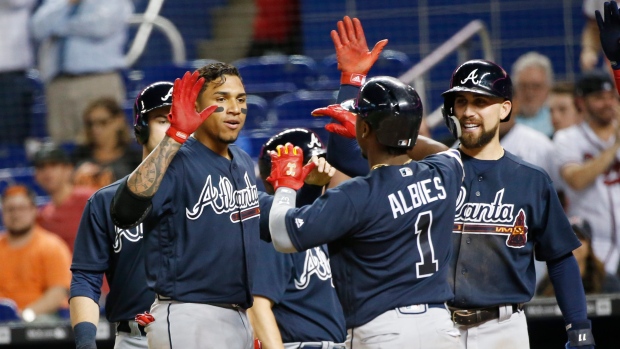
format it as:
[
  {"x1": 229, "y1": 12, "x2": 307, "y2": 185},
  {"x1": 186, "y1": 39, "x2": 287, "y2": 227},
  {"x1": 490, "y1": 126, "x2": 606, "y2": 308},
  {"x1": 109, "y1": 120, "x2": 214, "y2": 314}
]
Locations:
[
  {"x1": 124, "y1": 0, "x2": 187, "y2": 67},
  {"x1": 398, "y1": 20, "x2": 493, "y2": 128}
]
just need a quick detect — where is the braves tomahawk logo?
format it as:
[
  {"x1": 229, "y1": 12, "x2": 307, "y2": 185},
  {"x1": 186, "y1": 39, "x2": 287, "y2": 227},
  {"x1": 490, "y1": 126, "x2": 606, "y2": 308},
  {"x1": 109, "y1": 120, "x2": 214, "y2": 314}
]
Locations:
[
  {"x1": 453, "y1": 187, "x2": 528, "y2": 248},
  {"x1": 295, "y1": 247, "x2": 333, "y2": 289},
  {"x1": 186, "y1": 172, "x2": 260, "y2": 223},
  {"x1": 461, "y1": 69, "x2": 491, "y2": 87},
  {"x1": 113, "y1": 223, "x2": 144, "y2": 253}
]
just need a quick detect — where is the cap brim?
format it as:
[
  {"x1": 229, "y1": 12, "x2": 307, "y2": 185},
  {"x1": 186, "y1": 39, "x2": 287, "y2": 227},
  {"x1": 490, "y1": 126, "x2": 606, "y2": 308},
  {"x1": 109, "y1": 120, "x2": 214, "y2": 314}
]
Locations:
[
  {"x1": 441, "y1": 86, "x2": 497, "y2": 97},
  {"x1": 340, "y1": 98, "x2": 359, "y2": 112}
]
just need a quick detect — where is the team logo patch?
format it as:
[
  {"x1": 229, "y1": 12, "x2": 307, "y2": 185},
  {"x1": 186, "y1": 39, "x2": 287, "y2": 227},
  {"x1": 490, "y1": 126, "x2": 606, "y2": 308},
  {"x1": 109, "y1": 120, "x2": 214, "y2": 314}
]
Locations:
[
  {"x1": 399, "y1": 167, "x2": 413, "y2": 177},
  {"x1": 113, "y1": 224, "x2": 144, "y2": 253},
  {"x1": 453, "y1": 188, "x2": 528, "y2": 248},
  {"x1": 295, "y1": 218, "x2": 304, "y2": 228},
  {"x1": 460, "y1": 69, "x2": 490, "y2": 87},
  {"x1": 294, "y1": 247, "x2": 332, "y2": 289}
]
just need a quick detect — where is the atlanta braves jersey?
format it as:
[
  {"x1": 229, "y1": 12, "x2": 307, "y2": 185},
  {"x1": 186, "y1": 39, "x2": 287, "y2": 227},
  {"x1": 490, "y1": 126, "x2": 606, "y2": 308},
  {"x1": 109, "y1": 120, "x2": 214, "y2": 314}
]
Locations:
[
  {"x1": 450, "y1": 151, "x2": 581, "y2": 308},
  {"x1": 71, "y1": 177, "x2": 154, "y2": 322},
  {"x1": 253, "y1": 240, "x2": 346, "y2": 343},
  {"x1": 553, "y1": 122, "x2": 620, "y2": 275},
  {"x1": 143, "y1": 138, "x2": 260, "y2": 308},
  {"x1": 281, "y1": 150, "x2": 464, "y2": 328}
]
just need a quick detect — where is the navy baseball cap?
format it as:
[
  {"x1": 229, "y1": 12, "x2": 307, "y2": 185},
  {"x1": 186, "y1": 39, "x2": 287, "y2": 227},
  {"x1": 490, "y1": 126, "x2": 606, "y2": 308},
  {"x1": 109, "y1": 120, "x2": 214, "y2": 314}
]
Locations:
[
  {"x1": 32, "y1": 143, "x2": 71, "y2": 167},
  {"x1": 575, "y1": 70, "x2": 614, "y2": 97}
]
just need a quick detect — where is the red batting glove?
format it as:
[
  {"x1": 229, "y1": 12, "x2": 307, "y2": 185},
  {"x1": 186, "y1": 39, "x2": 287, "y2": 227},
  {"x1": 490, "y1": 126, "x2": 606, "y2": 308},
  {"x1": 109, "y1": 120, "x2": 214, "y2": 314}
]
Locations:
[
  {"x1": 267, "y1": 143, "x2": 317, "y2": 191},
  {"x1": 134, "y1": 312, "x2": 155, "y2": 326},
  {"x1": 254, "y1": 338, "x2": 262, "y2": 349},
  {"x1": 312, "y1": 104, "x2": 357, "y2": 139},
  {"x1": 331, "y1": 16, "x2": 388, "y2": 86},
  {"x1": 166, "y1": 71, "x2": 218, "y2": 144}
]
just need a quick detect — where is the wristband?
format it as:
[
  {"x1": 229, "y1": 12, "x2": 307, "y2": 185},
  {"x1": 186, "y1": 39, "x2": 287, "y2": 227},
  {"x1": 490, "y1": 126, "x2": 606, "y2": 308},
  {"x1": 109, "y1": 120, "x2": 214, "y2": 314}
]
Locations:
[
  {"x1": 166, "y1": 126, "x2": 190, "y2": 144},
  {"x1": 341, "y1": 72, "x2": 366, "y2": 87},
  {"x1": 74, "y1": 322, "x2": 97, "y2": 349}
]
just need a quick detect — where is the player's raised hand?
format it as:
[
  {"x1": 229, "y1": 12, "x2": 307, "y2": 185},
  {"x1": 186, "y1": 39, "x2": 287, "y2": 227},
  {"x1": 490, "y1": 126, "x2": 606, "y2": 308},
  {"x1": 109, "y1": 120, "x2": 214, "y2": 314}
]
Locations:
[
  {"x1": 304, "y1": 156, "x2": 337, "y2": 187},
  {"x1": 331, "y1": 16, "x2": 388, "y2": 86},
  {"x1": 166, "y1": 71, "x2": 218, "y2": 143},
  {"x1": 267, "y1": 143, "x2": 317, "y2": 191},
  {"x1": 596, "y1": 1, "x2": 620, "y2": 69},
  {"x1": 312, "y1": 104, "x2": 357, "y2": 139}
]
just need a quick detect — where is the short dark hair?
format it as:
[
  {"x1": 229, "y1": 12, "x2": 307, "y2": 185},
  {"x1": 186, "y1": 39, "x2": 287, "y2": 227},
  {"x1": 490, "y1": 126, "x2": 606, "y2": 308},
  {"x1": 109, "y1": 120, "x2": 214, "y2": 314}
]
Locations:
[
  {"x1": 1, "y1": 184, "x2": 37, "y2": 205},
  {"x1": 196, "y1": 62, "x2": 242, "y2": 94},
  {"x1": 550, "y1": 81, "x2": 575, "y2": 95}
]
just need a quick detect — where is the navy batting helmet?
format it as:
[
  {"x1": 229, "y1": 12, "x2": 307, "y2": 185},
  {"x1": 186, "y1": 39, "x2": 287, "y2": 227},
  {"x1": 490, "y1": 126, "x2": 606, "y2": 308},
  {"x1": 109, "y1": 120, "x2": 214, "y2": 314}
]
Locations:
[
  {"x1": 258, "y1": 128, "x2": 326, "y2": 180},
  {"x1": 133, "y1": 81, "x2": 174, "y2": 144},
  {"x1": 341, "y1": 76, "x2": 423, "y2": 148},
  {"x1": 441, "y1": 60, "x2": 513, "y2": 137}
]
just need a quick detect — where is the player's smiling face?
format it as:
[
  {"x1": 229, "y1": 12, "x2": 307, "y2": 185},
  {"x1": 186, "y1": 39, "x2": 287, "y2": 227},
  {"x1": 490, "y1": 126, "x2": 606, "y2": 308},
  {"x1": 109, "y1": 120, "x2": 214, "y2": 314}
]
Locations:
[
  {"x1": 195, "y1": 74, "x2": 247, "y2": 146},
  {"x1": 453, "y1": 92, "x2": 510, "y2": 149}
]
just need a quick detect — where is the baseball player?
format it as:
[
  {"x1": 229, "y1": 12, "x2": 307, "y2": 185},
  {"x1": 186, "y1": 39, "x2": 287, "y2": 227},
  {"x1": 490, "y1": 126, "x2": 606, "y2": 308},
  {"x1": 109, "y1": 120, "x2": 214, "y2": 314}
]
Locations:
[
  {"x1": 108, "y1": 63, "x2": 331, "y2": 349},
  {"x1": 70, "y1": 81, "x2": 174, "y2": 349},
  {"x1": 249, "y1": 128, "x2": 346, "y2": 349},
  {"x1": 268, "y1": 76, "x2": 464, "y2": 349},
  {"x1": 440, "y1": 59, "x2": 593, "y2": 349}
]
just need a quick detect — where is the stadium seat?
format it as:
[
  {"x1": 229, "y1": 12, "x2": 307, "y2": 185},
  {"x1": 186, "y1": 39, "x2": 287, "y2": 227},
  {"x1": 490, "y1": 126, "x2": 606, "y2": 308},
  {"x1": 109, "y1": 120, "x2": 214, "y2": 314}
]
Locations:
[
  {"x1": 232, "y1": 55, "x2": 321, "y2": 100},
  {"x1": 245, "y1": 95, "x2": 271, "y2": 129},
  {"x1": 316, "y1": 50, "x2": 412, "y2": 90},
  {"x1": 271, "y1": 91, "x2": 337, "y2": 141},
  {"x1": 0, "y1": 298, "x2": 20, "y2": 323}
]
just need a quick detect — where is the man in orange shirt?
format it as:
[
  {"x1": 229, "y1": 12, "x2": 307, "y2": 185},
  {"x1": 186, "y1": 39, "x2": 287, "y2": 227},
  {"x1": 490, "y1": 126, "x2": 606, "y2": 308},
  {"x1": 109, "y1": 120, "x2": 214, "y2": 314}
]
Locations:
[
  {"x1": 0, "y1": 184, "x2": 71, "y2": 322},
  {"x1": 33, "y1": 144, "x2": 95, "y2": 252}
]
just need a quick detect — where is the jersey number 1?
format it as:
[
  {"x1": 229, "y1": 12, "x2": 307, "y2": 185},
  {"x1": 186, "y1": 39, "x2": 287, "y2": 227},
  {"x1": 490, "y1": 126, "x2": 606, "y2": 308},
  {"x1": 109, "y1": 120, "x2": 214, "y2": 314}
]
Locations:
[{"x1": 415, "y1": 211, "x2": 438, "y2": 278}]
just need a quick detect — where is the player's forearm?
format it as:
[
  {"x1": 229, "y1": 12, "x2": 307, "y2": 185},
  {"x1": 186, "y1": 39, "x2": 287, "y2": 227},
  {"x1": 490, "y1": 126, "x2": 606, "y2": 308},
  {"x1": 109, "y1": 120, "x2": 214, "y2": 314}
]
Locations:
[
  {"x1": 69, "y1": 296, "x2": 100, "y2": 327},
  {"x1": 269, "y1": 188, "x2": 298, "y2": 253},
  {"x1": 547, "y1": 253, "x2": 588, "y2": 324},
  {"x1": 25, "y1": 286, "x2": 69, "y2": 317},
  {"x1": 127, "y1": 135, "x2": 182, "y2": 198},
  {"x1": 247, "y1": 298, "x2": 285, "y2": 349},
  {"x1": 407, "y1": 135, "x2": 449, "y2": 160},
  {"x1": 561, "y1": 143, "x2": 620, "y2": 190}
]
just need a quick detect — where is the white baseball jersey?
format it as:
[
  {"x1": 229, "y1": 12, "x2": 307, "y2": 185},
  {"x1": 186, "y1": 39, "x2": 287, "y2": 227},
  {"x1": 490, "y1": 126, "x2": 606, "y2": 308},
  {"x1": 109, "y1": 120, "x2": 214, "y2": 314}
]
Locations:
[
  {"x1": 554, "y1": 122, "x2": 620, "y2": 274},
  {"x1": 501, "y1": 123, "x2": 560, "y2": 187}
]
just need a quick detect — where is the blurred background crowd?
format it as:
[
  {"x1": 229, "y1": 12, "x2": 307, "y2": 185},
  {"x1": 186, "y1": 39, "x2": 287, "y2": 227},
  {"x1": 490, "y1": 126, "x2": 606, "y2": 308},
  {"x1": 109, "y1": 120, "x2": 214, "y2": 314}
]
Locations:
[{"x1": 1, "y1": 0, "x2": 620, "y2": 323}]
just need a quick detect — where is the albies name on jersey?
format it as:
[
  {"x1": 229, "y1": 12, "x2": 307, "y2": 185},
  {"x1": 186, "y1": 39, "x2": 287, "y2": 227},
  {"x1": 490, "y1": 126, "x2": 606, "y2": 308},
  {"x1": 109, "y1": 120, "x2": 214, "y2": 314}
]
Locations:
[{"x1": 388, "y1": 176, "x2": 447, "y2": 219}]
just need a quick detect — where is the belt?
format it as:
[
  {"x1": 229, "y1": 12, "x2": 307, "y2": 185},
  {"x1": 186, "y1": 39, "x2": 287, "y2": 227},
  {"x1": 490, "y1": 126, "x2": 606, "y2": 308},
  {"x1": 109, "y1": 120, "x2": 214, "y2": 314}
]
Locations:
[
  {"x1": 449, "y1": 303, "x2": 523, "y2": 326},
  {"x1": 284, "y1": 342, "x2": 346, "y2": 349},
  {"x1": 116, "y1": 320, "x2": 146, "y2": 336},
  {"x1": 156, "y1": 294, "x2": 241, "y2": 310}
]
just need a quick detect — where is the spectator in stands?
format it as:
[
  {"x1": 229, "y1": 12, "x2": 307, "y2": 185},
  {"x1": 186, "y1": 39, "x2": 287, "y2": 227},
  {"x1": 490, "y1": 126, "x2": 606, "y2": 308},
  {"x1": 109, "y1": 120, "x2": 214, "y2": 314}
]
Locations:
[
  {"x1": 33, "y1": 143, "x2": 95, "y2": 252},
  {"x1": 72, "y1": 97, "x2": 141, "y2": 189},
  {"x1": 0, "y1": 0, "x2": 37, "y2": 144},
  {"x1": 0, "y1": 184, "x2": 71, "y2": 322},
  {"x1": 553, "y1": 70, "x2": 620, "y2": 277},
  {"x1": 31, "y1": 0, "x2": 133, "y2": 144},
  {"x1": 549, "y1": 81, "x2": 582, "y2": 134},
  {"x1": 246, "y1": 0, "x2": 302, "y2": 57},
  {"x1": 511, "y1": 51, "x2": 555, "y2": 137},
  {"x1": 537, "y1": 216, "x2": 620, "y2": 295}
]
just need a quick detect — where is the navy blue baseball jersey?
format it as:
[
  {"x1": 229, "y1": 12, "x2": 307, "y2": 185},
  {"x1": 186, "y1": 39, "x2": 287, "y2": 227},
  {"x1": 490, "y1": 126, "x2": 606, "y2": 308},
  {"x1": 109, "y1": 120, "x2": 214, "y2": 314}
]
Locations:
[
  {"x1": 253, "y1": 236, "x2": 345, "y2": 343},
  {"x1": 282, "y1": 150, "x2": 464, "y2": 328},
  {"x1": 144, "y1": 138, "x2": 260, "y2": 308},
  {"x1": 450, "y1": 151, "x2": 581, "y2": 308},
  {"x1": 71, "y1": 177, "x2": 154, "y2": 322}
]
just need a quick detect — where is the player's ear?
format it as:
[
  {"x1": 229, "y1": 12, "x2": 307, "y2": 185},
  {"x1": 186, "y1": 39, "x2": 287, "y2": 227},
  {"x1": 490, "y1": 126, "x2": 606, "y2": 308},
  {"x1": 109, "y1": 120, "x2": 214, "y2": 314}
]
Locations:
[
  {"x1": 499, "y1": 100, "x2": 512, "y2": 121},
  {"x1": 360, "y1": 120, "x2": 370, "y2": 138}
]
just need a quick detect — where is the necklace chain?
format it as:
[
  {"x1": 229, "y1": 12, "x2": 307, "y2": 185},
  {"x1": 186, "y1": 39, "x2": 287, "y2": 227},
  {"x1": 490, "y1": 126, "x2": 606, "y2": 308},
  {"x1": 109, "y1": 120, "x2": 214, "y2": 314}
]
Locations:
[{"x1": 370, "y1": 159, "x2": 412, "y2": 171}]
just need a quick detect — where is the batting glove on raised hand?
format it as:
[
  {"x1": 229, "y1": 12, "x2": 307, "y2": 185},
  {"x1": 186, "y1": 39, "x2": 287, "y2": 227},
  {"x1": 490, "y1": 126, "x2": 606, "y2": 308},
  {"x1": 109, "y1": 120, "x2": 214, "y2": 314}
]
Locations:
[
  {"x1": 331, "y1": 16, "x2": 388, "y2": 86},
  {"x1": 565, "y1": 320, "x2": 595, "y2": 349},
  {"x1": 312, "y1": 104, "x2": 357, "y2": 139},
  {"x1": 267, "y1": 143, "x2": 316, "y2": 191},
  {"x1": 596, "y1": 1, "x2": 620, "y2": 69},
  {"x1": 166, "y1": 71, "x2": 218, "y2": 143}
]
